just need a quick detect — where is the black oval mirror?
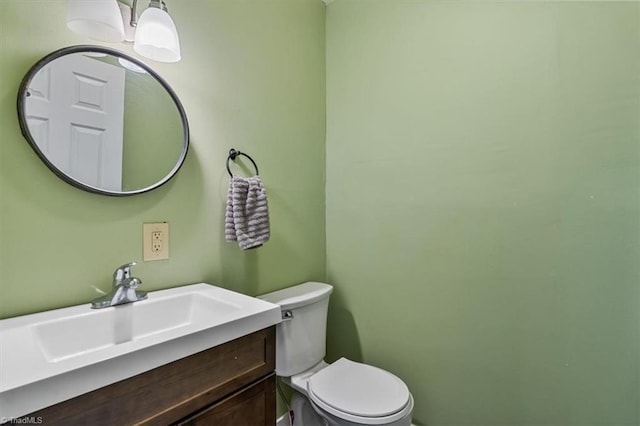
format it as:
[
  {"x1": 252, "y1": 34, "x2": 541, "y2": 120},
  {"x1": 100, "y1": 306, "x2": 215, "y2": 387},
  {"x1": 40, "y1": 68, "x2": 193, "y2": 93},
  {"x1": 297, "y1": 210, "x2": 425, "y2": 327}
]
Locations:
[{"x1": 17, "y1": 45, "x2": 189, "y2": 196}]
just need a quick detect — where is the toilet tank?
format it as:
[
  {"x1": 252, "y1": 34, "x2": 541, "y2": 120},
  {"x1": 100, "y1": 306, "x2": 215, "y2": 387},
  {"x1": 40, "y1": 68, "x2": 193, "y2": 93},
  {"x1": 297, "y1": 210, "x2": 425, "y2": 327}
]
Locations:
[{"x1": 258, "y1": 282, "x2": 333, "y2": 377}]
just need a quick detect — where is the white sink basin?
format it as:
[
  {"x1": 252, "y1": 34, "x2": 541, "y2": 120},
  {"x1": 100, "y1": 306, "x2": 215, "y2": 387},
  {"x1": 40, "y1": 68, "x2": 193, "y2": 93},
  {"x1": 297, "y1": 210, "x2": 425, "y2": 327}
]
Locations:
[
  {"x1": 33, "y1": 292, "x2": 241, "y2": 362},
  {"x1": 0, "y1": 283, "x2": 281, "y2": 419}
]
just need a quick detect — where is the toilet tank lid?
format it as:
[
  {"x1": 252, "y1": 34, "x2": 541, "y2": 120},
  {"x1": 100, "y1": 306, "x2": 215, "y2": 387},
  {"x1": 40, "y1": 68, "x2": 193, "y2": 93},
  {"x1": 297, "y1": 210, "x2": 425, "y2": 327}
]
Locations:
[{"x1": 258, "y1": 282, "x2": 333, "y2": 310}]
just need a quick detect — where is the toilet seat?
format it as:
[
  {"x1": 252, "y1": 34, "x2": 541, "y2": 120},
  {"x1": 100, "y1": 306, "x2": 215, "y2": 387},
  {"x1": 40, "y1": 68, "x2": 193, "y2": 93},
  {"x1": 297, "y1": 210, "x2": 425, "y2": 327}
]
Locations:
[{"x1": 307, "y1": 358, "x2": 411, "y2": 425}]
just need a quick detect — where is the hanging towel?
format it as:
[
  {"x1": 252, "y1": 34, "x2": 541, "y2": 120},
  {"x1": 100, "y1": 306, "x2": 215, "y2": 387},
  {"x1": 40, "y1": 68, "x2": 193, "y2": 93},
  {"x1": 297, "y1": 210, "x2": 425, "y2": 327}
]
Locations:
[{"x1": 225, "y1": 175, "x2": 270, "y2": 250}]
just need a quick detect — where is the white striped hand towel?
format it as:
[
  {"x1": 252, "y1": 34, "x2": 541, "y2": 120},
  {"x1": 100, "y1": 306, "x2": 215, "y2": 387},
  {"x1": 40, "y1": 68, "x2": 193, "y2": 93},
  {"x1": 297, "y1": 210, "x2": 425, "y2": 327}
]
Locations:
[{"x1": 225, "y1": 176, "x2": 270, "y2": 250}]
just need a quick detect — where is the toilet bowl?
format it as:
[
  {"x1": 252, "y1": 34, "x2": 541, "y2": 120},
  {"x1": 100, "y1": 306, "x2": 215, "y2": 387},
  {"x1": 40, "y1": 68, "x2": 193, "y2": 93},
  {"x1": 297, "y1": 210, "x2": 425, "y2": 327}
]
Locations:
[
  {"x1": 259, "y1": 282, "x2": 414, "y2": 426},
  {"x1": 291, "y1": 358, "x2": 414, "y2": 426}
]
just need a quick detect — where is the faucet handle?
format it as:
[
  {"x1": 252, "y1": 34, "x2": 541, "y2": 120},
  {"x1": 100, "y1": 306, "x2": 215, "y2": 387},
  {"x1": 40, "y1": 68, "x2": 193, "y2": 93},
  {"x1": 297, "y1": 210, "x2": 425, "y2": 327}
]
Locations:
[
  {"x1": 123, "y1": 277, "x2": 142, "y2": 289},
  {"x1": 113, "y1": 262, "x2": 137, "y2": 285}
]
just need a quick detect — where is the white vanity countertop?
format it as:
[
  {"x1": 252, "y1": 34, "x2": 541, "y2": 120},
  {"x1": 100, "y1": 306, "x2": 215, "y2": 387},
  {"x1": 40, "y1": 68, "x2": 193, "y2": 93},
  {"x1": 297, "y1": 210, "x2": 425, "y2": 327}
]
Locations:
[{"x1": 0, "y1": 283, "x2": 281, "y2": 419}]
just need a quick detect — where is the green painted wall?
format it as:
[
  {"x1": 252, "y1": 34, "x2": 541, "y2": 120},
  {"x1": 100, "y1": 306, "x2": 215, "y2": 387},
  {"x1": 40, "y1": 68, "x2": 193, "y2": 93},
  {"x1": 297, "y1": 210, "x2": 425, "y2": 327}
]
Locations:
[
  {"x1": 2, "y1": 1, "x2": 639, "y2": 424},
  {"x1": 0, "y1": 0, "x2": 326, "y2": 318},
  {"x1": 121, "y1": 68, "x2": 185, "y2": 191},
  {"x1": 325, "y1": 1, "x2": 639, "y2": 425},
  {"x1": 91, "y1": 54, "x2": 185, "y2": 191}
]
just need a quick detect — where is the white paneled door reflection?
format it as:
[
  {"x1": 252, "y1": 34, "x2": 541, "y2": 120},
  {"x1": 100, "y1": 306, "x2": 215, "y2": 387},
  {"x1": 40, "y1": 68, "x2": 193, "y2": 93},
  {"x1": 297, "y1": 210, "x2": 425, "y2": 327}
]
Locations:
[{"x1": 25, "y1": 54, "x2": 125, "y2": 191}]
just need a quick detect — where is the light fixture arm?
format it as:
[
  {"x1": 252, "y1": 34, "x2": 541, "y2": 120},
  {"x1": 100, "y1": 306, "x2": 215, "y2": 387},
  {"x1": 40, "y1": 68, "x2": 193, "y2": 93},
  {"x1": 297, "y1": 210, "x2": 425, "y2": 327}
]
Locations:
[
  {"x1": 129, "y1": 0, "x2": 168, "y2": 27},
  {"x1": 130, "y1": 0, "x2": 139, "y2": 27}
]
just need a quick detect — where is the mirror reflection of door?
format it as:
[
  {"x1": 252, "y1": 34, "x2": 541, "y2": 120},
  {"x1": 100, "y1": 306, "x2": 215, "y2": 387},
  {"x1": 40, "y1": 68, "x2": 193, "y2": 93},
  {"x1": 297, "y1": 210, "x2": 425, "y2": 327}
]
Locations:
[{"x1": 25, "y1": 54, "x2": 125, "y2": 191}]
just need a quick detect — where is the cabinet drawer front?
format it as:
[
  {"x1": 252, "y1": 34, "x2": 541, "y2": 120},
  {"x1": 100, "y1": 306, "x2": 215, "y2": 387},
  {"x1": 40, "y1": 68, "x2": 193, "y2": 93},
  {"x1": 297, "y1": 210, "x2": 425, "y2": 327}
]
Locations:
[{"x1": 28, "y1": 327, "x2": 275, "y2": 426}]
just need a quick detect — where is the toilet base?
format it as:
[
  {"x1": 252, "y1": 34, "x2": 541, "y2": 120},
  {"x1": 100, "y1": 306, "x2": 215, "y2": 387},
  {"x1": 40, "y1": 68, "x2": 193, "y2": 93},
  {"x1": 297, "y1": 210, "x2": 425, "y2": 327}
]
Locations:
[{"x1": 290, "y1": 390, "x2": 326, "y2": 426}]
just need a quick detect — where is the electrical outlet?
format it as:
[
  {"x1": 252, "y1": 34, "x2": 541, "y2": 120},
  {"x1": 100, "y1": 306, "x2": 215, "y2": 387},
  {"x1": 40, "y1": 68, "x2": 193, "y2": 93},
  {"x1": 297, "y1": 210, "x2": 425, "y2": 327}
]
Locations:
[
  {"x1": 143, "y1": 222, "x2": 169, "y2": 261},
  {"x1": 151, "y1": 231, "x2": 163, "y2": 252}
]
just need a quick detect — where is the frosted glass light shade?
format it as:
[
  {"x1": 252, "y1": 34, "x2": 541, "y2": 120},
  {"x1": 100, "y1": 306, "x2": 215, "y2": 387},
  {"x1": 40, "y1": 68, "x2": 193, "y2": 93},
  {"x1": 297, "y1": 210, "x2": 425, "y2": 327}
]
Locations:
[
  {"x1": 134, "y1": 7, "x2": 181, "y2": 63},
  {"x1": 118, "y1": 57, "x2": 148, "y2": 73},
  {"x1": 66, "y1": 0, "x2": 125, "y2": 43}
]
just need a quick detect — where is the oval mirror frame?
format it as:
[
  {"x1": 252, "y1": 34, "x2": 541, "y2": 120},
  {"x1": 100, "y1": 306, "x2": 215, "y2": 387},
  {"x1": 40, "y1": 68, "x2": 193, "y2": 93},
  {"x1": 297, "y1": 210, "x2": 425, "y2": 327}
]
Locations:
[{"x1": 17, "y1": 45, "x2": 189, "y2": 196}]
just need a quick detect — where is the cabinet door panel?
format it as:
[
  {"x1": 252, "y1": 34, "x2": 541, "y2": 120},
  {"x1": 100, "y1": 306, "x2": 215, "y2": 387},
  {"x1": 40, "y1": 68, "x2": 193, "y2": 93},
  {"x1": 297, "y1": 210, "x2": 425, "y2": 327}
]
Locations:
[
  {"x1": 26, "y1": 327, "x2": 275, "y2": 426},
  {"x1": 178, "y1": 374, "x2": 276, "y2": 426}
]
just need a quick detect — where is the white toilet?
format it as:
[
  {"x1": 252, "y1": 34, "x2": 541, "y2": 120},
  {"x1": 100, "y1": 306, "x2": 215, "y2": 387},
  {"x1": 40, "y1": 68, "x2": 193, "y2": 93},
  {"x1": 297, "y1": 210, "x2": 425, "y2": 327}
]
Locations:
[{"x1": 259, "y1": 282, "x2": 414, "y2": 426}]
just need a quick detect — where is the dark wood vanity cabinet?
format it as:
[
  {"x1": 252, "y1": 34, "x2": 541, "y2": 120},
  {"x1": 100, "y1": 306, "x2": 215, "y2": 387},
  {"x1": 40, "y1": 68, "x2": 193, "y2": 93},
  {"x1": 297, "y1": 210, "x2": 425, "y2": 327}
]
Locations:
[{"x1": 27, "y1": 327, "x2": 276, "y2": 426}]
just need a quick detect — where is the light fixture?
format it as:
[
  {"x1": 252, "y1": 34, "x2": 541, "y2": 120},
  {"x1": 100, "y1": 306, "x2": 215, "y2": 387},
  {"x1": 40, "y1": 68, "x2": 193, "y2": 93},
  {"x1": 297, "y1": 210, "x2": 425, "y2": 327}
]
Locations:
[
  {"x1": 67, "y1": 0, "x2": 125, "y2": 43},
  {"x1": 133, "y1": 0, "x2": 181, "y2": 63},
  {"x1": 118, "y1": 57, "x2": 148, "y2": 73},
  {"x1": 66, "y1": 0, "x2": 181, "y2": 63}
]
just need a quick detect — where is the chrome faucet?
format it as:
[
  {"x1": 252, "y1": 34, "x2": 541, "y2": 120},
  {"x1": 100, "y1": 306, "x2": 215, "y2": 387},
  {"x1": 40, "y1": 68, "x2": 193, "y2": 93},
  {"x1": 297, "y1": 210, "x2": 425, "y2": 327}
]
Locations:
[{"x1": 91, "y1": 262, "x2": 147, "y2": 309}]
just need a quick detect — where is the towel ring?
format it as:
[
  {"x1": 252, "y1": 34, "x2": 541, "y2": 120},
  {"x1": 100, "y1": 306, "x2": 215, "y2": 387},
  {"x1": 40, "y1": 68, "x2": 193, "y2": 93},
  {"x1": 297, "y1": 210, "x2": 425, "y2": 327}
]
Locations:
[{"x1": 226, "y1": 148, "x2": 259, "y2": 177}]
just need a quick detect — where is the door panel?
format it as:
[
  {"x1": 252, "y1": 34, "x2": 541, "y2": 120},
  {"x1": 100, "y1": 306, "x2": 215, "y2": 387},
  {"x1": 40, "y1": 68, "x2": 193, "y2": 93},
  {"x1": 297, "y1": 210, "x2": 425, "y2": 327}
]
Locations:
[{"x1": 25, "y1": 54, "x2": 125, "y2": 191}]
